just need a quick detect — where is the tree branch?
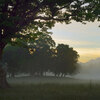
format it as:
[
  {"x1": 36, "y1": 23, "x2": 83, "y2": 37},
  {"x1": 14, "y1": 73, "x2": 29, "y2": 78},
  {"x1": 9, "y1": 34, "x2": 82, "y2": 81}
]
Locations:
[
  {"x1": 34, "y1": 16, "x2": 69, "y2": 21},
  {"x1": 17, "y1": 1, "x2": 45, "y2": 28}
]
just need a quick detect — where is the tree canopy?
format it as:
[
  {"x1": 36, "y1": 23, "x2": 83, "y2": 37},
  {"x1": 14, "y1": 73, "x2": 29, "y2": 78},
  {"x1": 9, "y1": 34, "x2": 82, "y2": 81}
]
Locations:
[
  {"x1": 0, "y1": 0, "x2": 100, "y2": 47},
  {"x1": 51, "y1": 44, "x2": 79, "y2": 77},
  {"x1": 3, "y1": 43, "x2": 79, "y2": 77}
]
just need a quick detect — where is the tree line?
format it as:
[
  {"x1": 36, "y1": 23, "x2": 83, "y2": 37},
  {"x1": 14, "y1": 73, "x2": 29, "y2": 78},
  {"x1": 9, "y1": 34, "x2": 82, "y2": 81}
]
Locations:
[{"x1": 2, "y1": 34, "x2": 79, "y2": 77}]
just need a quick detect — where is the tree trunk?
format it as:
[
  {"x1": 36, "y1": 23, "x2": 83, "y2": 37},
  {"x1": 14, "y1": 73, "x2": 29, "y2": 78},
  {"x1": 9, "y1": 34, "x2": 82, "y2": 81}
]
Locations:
[
  {"x1": 44, "y1": 71, "x2": 46, "y2": 76},
  {"x1": 11, "y1": 72, "x2": 15, "y2": 78},
  {"x1": 0, "y1": 42, "x2": 10, "y2": 88},
  {"x1": 40, "y1": 71, "x2": 43, "y2": 77}
]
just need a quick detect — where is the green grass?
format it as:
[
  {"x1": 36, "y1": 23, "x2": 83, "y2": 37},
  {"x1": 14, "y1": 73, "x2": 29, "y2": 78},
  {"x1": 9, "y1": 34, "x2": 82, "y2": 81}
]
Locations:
[{"x1": 0, "y1": 83, "x2": 100, "y2": 100}]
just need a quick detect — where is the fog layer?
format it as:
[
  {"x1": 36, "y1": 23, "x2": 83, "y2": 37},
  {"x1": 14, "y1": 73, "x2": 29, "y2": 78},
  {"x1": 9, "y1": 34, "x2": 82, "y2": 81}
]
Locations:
[{"x1": 74, "y1": 58, "x2": 100, "y2": 80}]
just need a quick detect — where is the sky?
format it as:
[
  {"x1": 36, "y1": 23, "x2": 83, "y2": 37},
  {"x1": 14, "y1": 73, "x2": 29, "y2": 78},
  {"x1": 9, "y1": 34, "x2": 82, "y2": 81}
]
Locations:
[{"x1": 50, "y1": 21, "x2": 100, "y2": 63}]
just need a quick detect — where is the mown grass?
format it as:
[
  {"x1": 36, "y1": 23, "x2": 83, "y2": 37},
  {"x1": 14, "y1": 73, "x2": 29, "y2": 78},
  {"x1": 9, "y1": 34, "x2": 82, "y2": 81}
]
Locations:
[{"x1": 0, "y1": 83, "x2": 100, "y2": 100}]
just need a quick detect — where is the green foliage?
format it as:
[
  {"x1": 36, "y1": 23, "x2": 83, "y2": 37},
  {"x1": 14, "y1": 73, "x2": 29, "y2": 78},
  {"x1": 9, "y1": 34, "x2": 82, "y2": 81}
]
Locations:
[
  {"x1": 51, "y1": 44, "x2": 79, "y2": 76},
  {"x1": 0, "y1": 0, "x2": 100, "y2": 46},
  {"x1": 2, "y1": 45, "x2": 29, "y2": 77},
  {"x1": 21, "y1": 33, "x2": 55, "y2": 76},
  {"x1": 2, "y1": 33, "x2": 56, "y2": 76},
  {"x1": 2, "y1": 42, "x2": 79, "y2": 77}
]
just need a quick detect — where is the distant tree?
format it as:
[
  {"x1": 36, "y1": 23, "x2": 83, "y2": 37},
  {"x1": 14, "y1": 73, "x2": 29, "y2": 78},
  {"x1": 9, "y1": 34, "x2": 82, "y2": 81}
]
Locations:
[
  {"x1": 2, "y1": 43, "x2": 79, "y2": 78},
  {"x1": 2, "y1": 34, "x2": 55, "y2": 77},
  {"x1": 27, "y1": 34, "x2": 55, "y2": 76},
  {"x1": 2, "y1": 45, "x2": 28, "y2": 77},
  {"x1": 52, "y1": 44, "x2": 79, "y2": 77},
  {"x1": 0, "y1": 0, "x2": 99, "y2": 88}
]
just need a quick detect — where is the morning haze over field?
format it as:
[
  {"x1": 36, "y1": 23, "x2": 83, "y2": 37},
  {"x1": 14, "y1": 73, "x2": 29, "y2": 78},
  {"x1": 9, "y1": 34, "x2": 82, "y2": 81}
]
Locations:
[
  {"x1": 1, "y1": 0, "x2": 100, "y2": 99},
  {"x1": 52, "y1": 21, "x2": 100, "y2": 62}
]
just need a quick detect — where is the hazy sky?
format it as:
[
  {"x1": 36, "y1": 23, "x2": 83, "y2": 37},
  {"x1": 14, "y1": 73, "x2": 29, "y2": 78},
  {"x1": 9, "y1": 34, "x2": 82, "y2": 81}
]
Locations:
[{"x1": 51, "y1": 21, "x2": 100, "y2": 63}]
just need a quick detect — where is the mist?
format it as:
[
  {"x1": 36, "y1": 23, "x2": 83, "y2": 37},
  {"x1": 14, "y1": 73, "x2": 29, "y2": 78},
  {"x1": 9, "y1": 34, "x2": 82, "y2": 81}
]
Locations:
[{"x1": 74, "y1": 58, "x2": 100, "y2": 80}]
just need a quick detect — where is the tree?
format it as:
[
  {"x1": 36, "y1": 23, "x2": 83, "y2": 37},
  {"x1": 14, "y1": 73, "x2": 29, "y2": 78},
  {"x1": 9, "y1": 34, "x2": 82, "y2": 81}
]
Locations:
[
  {"x1": 2, "y1": 33, "x2": 55, "y2": 77},
  {"x1": 0, "y1": 0, "x2": 100, "y2": 88},
  {"x1": 2, "y1": 45, "x2": 29, "y2": 77},
  {"x1": 52, "y1": 44, "x2": 79, "y2": 77},
  {"x1": 27, "y1": 33, "x2": 55, "y2": 76}
]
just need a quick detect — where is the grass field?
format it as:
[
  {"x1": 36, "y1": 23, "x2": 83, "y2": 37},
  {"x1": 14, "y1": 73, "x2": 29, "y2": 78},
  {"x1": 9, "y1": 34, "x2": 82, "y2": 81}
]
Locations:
[
  {"x1": 1, "y1": 83, "x2": 100, "y2": 100},
  {"x1": 1, "y1": 77, "x2": 100, "y2": 100},
  {"x1": 7, "y1": 76, "x2": 93, "y2": 84}
]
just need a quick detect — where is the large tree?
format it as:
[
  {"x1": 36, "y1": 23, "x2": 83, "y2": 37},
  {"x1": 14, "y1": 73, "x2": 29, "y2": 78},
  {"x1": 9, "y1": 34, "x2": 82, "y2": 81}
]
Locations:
[
  {"x1": 0, "y1": 0, "x2": 100, "y2": 88},
  {"x1": 51, "y1": 44, "x2": 79, "y2": 77}
]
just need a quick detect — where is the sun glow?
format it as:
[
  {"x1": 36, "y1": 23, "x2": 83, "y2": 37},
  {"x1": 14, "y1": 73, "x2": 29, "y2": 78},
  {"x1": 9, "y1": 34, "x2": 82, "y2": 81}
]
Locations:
[{"x1": 75, "y1": 48, "x2": 100, "y2": 62}]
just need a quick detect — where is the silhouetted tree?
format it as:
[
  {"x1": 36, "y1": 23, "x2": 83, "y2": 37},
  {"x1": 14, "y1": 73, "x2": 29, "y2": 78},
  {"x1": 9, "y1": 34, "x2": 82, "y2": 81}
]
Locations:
[
  {"x1": 3, "y1": 45, "x2": 29, "y2": 77},
  {"x1": 52, "y1": 44, "x2": 79, "y2": 77},
  {"x1": 27, "y1": 34, "x2": 55, "y2": 76},
  {"x1": 3, "y1": 43, "x2": 79, "y2": 78}
]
